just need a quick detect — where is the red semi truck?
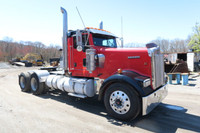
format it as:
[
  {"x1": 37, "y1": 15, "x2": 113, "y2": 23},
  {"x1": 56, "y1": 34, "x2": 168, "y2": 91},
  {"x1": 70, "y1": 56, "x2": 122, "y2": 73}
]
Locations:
[{"x1": 19, "y1": 7, "x2": 167, "y2": 121}]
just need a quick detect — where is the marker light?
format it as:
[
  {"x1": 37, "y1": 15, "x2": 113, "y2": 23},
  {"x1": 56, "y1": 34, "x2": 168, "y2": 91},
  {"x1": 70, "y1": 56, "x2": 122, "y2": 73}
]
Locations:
[
  {"x1": 117, "y1": 69, "x2": 122, "y2": 74},
  {"x1": 86, "y1": 27, "x2": 111, "y2": 33}
]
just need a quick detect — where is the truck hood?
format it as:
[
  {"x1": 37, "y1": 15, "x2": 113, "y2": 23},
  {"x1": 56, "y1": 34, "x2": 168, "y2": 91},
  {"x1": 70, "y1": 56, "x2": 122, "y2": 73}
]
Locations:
[{"x1": 96, "y1": 47, "x2": 151, "y2": 79}]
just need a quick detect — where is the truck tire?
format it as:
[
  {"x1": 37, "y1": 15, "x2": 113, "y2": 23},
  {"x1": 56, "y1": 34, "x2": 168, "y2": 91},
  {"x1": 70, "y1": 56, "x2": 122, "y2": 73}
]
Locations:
[
  {"x1": 19, "y1": 72, "x2": 31, "y2": 92},
  {"x1": 30, "y1": 73, "x2": 44, "y2": 95},
  {"x1": 104, "y1": 83, "x2": 141, "y2": 121}
]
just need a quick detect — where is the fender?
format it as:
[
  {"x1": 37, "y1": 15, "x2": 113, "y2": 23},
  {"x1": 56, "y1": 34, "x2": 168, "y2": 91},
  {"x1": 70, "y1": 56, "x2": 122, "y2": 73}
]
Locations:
[
  {"x1": 98, "y1": 70, "x2": 153, "y2": 101},
  {"x1": 29, "y1": 70, "x2": 50, "y2": 82}
]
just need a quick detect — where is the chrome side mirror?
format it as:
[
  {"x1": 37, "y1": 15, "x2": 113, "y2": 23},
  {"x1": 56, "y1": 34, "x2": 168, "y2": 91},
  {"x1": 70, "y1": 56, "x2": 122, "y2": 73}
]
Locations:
[{"x1": 76, "y1": 29, "x2": 83, "y2": 52}]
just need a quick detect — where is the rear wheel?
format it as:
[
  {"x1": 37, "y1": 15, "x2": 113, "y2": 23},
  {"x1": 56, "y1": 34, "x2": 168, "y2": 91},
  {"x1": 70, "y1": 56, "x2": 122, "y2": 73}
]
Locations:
[
  {"x1": 30, "y1": 74, "x2": 44, "y2": 95},
  {"x1": 104, "y1": 83, "x2": 141, "y2": 121},
  {"x1": 19, "y1": 72, "x2": 31, "y2": 92}
]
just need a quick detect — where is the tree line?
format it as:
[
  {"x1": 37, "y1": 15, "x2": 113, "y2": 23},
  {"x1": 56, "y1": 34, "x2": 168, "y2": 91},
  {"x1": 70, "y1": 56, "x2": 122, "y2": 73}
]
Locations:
[
  {"x1": 0, "y1": 38, "x2": 61, "y2": 62},
  {"x1": 151, "y1": 37, "x2": 190, "y2": 53},
  {"x1": 1, "y1": 23, "x2": 200, "y2": 62},
  {"x1": 124, "y1": 23, "x2": 200, "y2": 54},
  {"x1": 124, "y1": 37, "x2": 190, "y2": 53}
]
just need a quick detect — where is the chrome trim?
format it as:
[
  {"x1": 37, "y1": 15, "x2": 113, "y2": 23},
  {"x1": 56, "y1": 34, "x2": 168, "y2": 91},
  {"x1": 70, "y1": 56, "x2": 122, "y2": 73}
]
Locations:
[
  {"x1": 147, "y1": 45, "x2": 165, "y2": 89},
  {"x1": 76, "y1": 29, "x2": 83, "y2": 52},
  {"x1": 128, "y1": 56, "x2": 140, "y2": 59},
  {"x1": 86, "y1": 49, "x2": 96, "y2": 73},
  {"x1": 31, "y1": 77, "x2": 37, "y2": 91},
  {"x1": 61, "y1": 7, "x2": 68, "y2": 72},
  {"x1": 142, "y1": 84, "x2": 168, "y2": 115},
  {"x1": 99, "y1": 21, "x2": 103, "y2": 29},
  {"x1": 97, "y1": 54, "x2": 105, "y2": 68},
  {"x1": 147, "y1": 46, "x2": 159, "y2": 57},
  {"x1": 151, "y1": 51, "x2": 165, "y2": 89},
  {"x1": 68, "y1": 93, "x2": 87, "y2": 98},
  {"x1": 88, "y1": 29, "x2": 117, "y2": 37},
  {"x1": 143, "y1": 78, "x2": 151, "y2": 87},
  {"x1": 109, "y1": 90, "x2": 131, "y2": 114},
  {"x1": 31, "y1": 70, "x2": 50, "y2": 82},
  {"x1": 95, "y1": 78, "x2": 104, "y2": 93},
  {"x1": 19, "y1": 76, "x2": 25, "y2": 89}
]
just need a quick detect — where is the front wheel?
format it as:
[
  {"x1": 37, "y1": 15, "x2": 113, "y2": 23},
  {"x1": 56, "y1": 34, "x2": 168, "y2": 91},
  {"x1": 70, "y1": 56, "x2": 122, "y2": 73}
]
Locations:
[{"x1": 104, "y1": 83, "x2": 141, "y2": 121}]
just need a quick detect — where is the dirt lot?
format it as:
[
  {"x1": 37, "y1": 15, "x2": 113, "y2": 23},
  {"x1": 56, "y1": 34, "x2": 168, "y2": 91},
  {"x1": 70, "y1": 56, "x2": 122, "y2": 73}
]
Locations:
[{"x1": 0, "y1": 62, "x2": 200, "y2": 133}]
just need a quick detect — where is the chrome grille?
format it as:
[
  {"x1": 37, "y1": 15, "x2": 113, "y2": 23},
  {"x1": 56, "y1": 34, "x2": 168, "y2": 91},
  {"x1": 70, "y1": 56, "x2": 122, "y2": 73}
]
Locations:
[{"x1": 152, "y1": 50, "x2": 165, "y2": 89}]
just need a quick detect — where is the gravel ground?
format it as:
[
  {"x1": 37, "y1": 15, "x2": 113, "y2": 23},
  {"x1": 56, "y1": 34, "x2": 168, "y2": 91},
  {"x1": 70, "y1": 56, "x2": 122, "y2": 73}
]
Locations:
[{"x1": 0, "y1": 62, "x2": 200, "y2": 133}]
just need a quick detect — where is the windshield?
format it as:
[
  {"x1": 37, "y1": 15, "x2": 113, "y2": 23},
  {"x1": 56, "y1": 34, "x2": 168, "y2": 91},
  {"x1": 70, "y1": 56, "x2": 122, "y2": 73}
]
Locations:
[{"x1": 93, "y1": 34, "x2": 117, "y2": 48}]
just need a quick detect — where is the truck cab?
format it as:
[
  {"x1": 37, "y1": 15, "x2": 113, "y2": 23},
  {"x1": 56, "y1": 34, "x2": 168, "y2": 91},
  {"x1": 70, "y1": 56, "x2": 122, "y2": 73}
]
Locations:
[{"x1": 18, "y1": 7, "x2": 168, "y2": 121}]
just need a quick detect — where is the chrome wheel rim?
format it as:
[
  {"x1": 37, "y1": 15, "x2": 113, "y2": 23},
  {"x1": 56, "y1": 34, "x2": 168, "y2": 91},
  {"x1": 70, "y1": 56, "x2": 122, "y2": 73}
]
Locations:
[
  {"x1": 109, "y1": 90, "x2": 131, "y2": 114},
  {"x1": 20, "y1": 76, "x2": 25, "y2": 89},
  {"x1": 31, "y1": 78, "x2": 37, "y2": 91}
]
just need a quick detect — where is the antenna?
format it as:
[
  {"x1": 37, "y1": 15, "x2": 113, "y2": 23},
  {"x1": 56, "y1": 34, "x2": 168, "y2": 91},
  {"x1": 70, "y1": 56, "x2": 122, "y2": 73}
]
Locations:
[
  {"x1": 76, "y1": 6, "x2": 91, "y2": 48},
  {"x1": 76, "y1": 6, "x2": 86, "y2": 28}
]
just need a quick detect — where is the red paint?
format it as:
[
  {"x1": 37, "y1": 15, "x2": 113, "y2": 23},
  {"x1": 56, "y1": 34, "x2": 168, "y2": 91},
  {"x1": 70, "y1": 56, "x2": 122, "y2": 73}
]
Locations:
[
  {"x1": 95, "y1": 47, "x2": 151, "y2": 79},
  {"x1": 67, "y1": 34, "x2": 152, "y2": 80}
]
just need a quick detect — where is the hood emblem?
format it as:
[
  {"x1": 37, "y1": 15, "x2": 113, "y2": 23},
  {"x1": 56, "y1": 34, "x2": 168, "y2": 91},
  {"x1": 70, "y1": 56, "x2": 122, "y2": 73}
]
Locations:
[{"x1": 128, "y1": 56, "x2": 140, "y2": 59}]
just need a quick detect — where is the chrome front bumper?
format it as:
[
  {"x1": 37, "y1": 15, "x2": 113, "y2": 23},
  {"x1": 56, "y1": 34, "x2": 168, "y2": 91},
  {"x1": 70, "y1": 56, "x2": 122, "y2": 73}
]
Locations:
[{"x1": 142, "y1": 84, "x2": 168, "y2": 115}]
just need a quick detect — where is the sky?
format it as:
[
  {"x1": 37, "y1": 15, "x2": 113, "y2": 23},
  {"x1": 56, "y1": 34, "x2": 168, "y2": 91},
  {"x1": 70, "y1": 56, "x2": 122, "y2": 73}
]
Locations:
[{"x1": 0, "y1": 0, "x2": 200, "y2": 46}]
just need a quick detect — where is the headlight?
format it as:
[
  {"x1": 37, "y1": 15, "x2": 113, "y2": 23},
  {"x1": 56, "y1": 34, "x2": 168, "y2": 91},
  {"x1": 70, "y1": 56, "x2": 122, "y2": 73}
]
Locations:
[{"x1": 143, "y1": 79, "x2": 151, "y2": 87}]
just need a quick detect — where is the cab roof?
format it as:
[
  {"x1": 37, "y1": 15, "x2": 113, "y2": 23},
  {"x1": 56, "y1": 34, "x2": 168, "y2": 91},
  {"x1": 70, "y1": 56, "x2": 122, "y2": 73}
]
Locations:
[
  {"x1": 68, "y1": 27, "x2": 117, "y2": 38},
  {"x1": 87, "y1": 27, "x2": 117, "y2": 37}
]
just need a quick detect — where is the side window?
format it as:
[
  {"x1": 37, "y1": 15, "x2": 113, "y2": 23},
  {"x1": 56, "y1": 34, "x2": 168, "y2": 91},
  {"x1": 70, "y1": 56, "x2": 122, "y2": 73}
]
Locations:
[
  {"x1": 94, "y1": 38, "x2": 103, "y2": 46},
  {"x1": 102, "y1": 40, "x2": 107, "y2": 46},
  {"x1": 102, "y1": 39, "x2": 115, "y2": 47},
  {"x1": 82, "y1": 34, "x2": 90, "y2": 46},
  {"x1": 93, "y1": 34, "x2": 117, "y2": 48}
]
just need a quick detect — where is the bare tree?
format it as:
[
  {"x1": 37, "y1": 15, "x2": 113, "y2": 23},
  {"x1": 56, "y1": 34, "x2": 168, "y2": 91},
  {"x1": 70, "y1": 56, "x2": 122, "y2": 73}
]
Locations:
[
  {"x1": 0, "y1": 38, "x2": 61, "y2": 62},
  {"x1": 151, "y1": 37, "x2": 189, "y2": 53},
  {"x1": 151, "y1": 38, "x2": 170, "y2": 53}
]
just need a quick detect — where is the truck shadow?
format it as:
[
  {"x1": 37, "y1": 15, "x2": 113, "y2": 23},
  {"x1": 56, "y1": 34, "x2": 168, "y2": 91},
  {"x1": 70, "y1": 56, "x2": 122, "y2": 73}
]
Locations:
[
  {"x1": 109, "y1": 103, "x2": 200, "y2": 133},
  {"x1": 38, "y1": 90, "x2": 200, "y2": 133}
]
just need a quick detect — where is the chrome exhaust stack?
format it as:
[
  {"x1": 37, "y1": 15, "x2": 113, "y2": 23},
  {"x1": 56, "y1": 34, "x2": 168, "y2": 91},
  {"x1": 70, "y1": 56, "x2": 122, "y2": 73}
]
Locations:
[{"x1": 60, "y1": 7, "x2": 68, "y2": 74}]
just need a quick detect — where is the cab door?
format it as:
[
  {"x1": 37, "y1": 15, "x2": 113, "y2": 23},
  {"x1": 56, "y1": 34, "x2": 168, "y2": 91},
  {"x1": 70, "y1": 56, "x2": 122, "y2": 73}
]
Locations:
[{"x1": 70, "y1": 34, "x2": 90, "y2": 76}]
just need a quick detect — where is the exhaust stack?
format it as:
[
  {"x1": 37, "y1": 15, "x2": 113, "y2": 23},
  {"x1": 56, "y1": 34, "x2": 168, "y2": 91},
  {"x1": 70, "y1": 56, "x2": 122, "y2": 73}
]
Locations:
[{"x1": 60, "y1": 7, "x2": 68, "y2": 73}]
